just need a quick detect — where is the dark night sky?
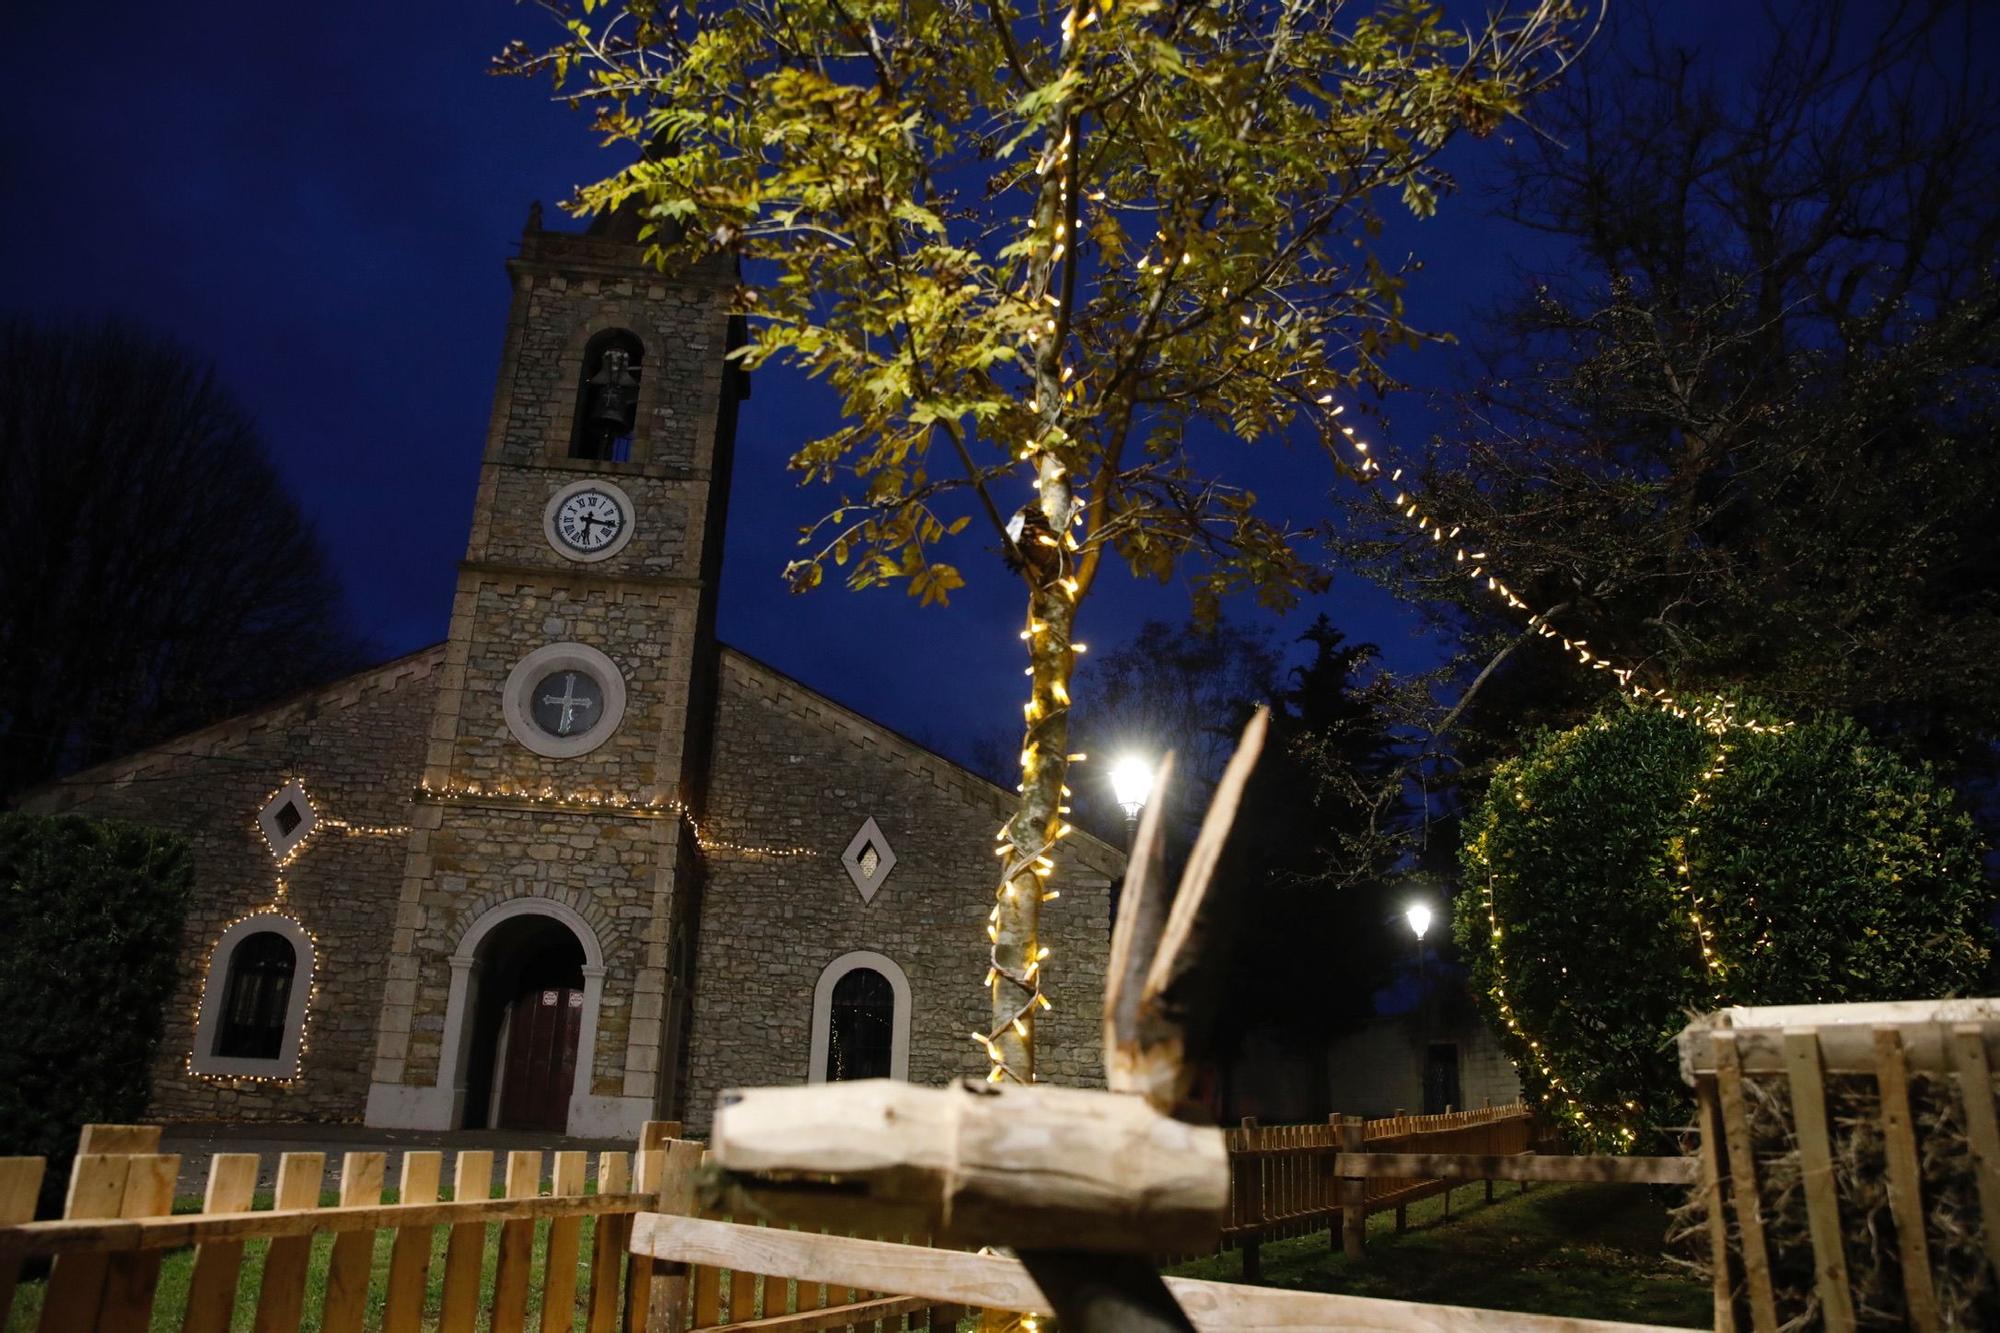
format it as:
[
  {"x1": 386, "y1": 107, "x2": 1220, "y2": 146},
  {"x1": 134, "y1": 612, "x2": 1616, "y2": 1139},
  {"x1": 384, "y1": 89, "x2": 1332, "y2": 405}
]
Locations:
[{"x1": 0, "y1": 2, "x2": 1596, "y2": 777}]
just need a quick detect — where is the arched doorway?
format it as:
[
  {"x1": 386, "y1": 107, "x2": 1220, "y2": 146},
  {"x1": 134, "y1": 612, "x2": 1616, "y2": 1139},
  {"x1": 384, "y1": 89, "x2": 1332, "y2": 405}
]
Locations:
[{"x1": 461, "y1": 913, "x2": 587, "y2": 1131}]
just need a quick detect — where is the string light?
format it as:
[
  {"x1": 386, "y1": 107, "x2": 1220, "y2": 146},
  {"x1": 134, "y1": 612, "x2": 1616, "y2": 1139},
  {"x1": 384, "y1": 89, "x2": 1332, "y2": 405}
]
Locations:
[
  {"x1": 184, "y1": 902, "x2": 322, "y2": 1087},
  {"x1": 417, "y1": 780, "x2": 819, "y2": 858}
]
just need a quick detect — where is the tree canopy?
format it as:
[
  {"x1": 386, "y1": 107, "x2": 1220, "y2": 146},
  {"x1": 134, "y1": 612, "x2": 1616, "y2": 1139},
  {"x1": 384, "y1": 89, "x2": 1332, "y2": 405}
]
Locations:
[
  {"x1": 0, "y1": 319, "x2": 361, "y2": 804},
  {"x1": 1345, "y1": 0, "x2": 2000, "y2": 793},
  {"x1": 509, "y1": 0, "x2": 1589, "y2": 1081}
]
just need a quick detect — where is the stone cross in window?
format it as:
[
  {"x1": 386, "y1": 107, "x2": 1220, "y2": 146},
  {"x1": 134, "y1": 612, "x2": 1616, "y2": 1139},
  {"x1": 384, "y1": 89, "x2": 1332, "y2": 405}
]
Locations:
[{"x1": 540, "y1": 672, "x2": 597, "y2": 735}]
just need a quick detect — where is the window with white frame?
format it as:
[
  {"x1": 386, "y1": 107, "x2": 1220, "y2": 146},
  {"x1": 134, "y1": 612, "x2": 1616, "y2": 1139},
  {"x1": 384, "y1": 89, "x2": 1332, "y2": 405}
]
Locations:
[
  {"x1": 191, "y1": 914, "x2": 314, "y2": 1078},
  {"x1": 808, "y1": 950, "x2": 911, "y2": 1083}
]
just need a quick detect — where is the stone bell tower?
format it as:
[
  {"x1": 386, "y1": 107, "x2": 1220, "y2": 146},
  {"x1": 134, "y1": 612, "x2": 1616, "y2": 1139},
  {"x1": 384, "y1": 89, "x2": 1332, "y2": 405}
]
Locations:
[{"x1": 364, "y1": 203, "x2": 744, "y2": 1137}]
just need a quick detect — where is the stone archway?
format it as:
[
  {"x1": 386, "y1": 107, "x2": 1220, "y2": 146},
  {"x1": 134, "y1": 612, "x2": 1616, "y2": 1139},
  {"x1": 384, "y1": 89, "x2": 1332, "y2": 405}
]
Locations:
[{"x1": 435, "y1": 898, "x2": 607, "y2": 1134}]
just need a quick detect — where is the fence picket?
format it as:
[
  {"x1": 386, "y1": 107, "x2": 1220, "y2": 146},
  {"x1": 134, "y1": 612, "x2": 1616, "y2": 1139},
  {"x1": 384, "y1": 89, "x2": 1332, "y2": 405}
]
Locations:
[
  {"x1": 382, "y1": 1151, "x2": 442, "y2": 1333},
  {"x1": 587, "y1": 1152, "x2": 630, "y2": 1333},
  {"x1": 182, "y1": 1154, "x2": 260, "y2": 1333},
  {"x1": 251, "y1": 1152, "x2": 327, "y2": 1333},
  {"x1": 1874, "y1": 1028, "x2": 1941, "y2": 1331},
  {"x1": 97, "y1": 1152, "x2": 178, "y2": 1333},
  {"x1": 0, "y1": 1156, "x2": 47, "y2": 1326},
  {"x1": 439, "y1": 1150, "x2": 495, "y2": 1333},
  {"x1": 541, "y1": 1151, "x2": 588, "y2": 1333},
  {"x1": 321, "y1": 1152, "x2": 387, "y2": 1333},
  {"x1": 491, "y1": 1150, "x2": 543, "y2": 1331}
]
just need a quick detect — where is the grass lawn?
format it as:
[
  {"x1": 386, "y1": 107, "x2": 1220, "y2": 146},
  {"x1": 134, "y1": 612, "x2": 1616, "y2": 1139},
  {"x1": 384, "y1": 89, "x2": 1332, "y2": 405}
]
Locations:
[{"x1": 1170, "y1": 1182, "x2": 1712, "y2": 1329}]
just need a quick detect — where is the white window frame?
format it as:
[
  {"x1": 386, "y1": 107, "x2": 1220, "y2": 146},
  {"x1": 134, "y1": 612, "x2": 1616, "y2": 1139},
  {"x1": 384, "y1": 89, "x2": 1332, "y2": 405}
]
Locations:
[
  {"x1": 190, "y1": 914, "x2": 314, "y2": 1079},
  {"x1": 808, "y1": 950, "x2": 911, "y2": 1083},
  {"x1": 501, "y1": 642, "x2": 628, "y2": 759}
]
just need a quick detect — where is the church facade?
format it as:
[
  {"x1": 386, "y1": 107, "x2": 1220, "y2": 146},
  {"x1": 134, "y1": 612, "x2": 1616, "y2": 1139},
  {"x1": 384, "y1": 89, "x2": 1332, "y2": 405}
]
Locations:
[{"x1": 27, "y1": 209, "x2": 1120, "y2": 1138}]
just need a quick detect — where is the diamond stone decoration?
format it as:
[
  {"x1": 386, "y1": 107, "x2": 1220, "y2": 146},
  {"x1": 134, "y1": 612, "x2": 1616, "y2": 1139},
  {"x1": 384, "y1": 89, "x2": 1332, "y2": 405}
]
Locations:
[
  {"x1": 258, "y1": 779, "x2": 318, "y2": 862},
  {"x1": 841, "y1": 817, "x2": 897, "y2": 904}
]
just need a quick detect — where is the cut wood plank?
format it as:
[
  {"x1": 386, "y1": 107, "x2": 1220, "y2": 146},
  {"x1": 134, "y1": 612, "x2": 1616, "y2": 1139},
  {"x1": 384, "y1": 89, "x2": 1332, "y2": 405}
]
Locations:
[
  {"x1": 38, "y1": 1153, "x2": 131, "y2": 1333},
  {"x1": 321, "y1": 1152, "x2": 387, "y2": 1333},
  {"x1": 1948, "y1": 1024, "x2": 2000, "y2": 1280},
  {"x1": 727, "y1": 1260, "x2": 759, "y2": 1325},
  {"x1": 491, "y1": 1150, "x2": 542, "y2": 1331},
  {"x1": 630, "y1": 1213, "x2": 1695, "y2": 1333},
  {"x1": 252, "y1": 1152, "x2": 326, "y2": 1333},
  {"x1": 382, "y1": 1151, "x2": 442, "y2": 1333},
  {"x1": 1332, "y1": 1153, "x2": 1694, "y2": 1185},
  {"x1": 1692, "y1": 1078, "x2": 1736, "y2": 1333},
  {"x1": 1713, "y1": 1035, "x2": 1777, "y2": 1333},
  {"x1": 1780, "y1": 1031, "x2": 1854, "y2": 1333},
  {"x1": 439, "y1": 1150, "x2": 495, "y2": 1333},
  {"x1": 542, "y1": 1151, "x2": 589, "y2": 1333},
  {"x1": 587, "y1": 1153, "x2": 631, "y2": 1333},
  {"x1": 691, "y1": 1261, "x2": 722, "y2": 1327},
  {"x1": 96, "y1": 1153, "x2": 178, "y2": 1333},
  {"x1": 1874, "y1": 1027, "x2": 1940, "y2": 1332},
  {"x1": 0, "y1": 1156, "x2": 48, "y2": 1327}
]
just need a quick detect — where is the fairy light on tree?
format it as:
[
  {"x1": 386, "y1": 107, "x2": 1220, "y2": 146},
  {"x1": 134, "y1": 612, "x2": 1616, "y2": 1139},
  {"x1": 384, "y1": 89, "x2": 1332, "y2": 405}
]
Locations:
[{"x1": 505, "y1": 0, "x2": 1590, "y2": 1083}]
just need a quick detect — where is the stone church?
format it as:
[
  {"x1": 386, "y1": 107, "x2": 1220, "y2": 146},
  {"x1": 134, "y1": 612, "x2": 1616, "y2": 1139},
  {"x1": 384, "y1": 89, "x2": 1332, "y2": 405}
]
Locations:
[{"x1": 27, "y1": 206, "x2": 1121, "y2": 1139}]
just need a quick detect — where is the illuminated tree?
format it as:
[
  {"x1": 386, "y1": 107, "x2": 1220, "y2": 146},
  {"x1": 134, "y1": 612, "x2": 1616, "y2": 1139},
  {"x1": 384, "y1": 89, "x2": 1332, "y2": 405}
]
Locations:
[{"x1": 504, "y1": 0, "x2": 1587, "y2": 1082}]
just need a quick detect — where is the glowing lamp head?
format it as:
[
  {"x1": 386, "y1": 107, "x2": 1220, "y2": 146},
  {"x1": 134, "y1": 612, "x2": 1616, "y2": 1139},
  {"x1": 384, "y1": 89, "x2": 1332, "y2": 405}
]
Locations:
[
  {"x1": 1406, "y1": 903, "x2": 1433, "y2": 940},
  {"x1": 1109, "y1": 755, "x2": 1155, "y2": 820}
]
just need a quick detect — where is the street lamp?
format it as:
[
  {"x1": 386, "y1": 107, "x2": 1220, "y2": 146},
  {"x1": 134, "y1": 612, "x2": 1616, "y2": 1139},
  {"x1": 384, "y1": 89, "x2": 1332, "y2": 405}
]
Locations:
[
  {"x1": 1109, "y1": 754, "x2": 1156, "y2": 846},
  {"x1": 1406, "y1": 902, "x2": 1432, "y2": 1037}
]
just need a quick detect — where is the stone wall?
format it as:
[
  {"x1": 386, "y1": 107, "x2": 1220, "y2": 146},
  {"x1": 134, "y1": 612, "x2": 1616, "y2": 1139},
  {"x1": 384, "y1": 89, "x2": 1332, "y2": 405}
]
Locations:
[
  {"x1": 1324, "y1": 1012, "x2": 1523, "y2": 1119},
  {"x1": 681, "y1": 649, "x2": 1122, "y2": 1132},
  {"x1": 23, "y1": 649, "x2": 440, "y2": 1122}
]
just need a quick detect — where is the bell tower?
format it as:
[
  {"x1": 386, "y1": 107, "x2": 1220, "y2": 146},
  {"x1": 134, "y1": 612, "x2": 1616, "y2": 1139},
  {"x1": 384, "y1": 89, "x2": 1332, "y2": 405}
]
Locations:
[{"x1": 364, "y1": 203, "x2": 744, "y2": 1137}]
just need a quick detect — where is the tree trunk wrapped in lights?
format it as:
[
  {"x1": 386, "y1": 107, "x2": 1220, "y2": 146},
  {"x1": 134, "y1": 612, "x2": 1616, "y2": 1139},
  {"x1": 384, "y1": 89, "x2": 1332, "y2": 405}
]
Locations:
[{"x1": 502, "y1": 0, "x2": 1591, "y2": 1083}]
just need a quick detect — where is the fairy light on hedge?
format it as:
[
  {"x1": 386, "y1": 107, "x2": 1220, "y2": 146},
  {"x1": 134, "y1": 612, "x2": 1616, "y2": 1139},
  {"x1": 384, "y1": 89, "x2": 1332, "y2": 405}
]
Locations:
[{"x1": 1670, "y1": 738, "x2": 1737, "y2": 993}]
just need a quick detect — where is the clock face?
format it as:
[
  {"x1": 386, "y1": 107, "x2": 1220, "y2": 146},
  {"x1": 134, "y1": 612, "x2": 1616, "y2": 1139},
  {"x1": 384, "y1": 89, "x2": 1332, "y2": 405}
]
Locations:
[{"x1": 554, "y1": 489, "x2": 626, "y2": 553}]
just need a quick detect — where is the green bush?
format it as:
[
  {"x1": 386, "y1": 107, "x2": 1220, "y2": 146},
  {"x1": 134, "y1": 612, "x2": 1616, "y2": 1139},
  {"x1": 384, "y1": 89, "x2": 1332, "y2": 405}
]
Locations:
[
  {"x1": 0, "y1": 813, "x2": 192, "y2": 1210},
  {"x1": 1455, "y1": 706, "x2": 1990, "y2": 1152}
]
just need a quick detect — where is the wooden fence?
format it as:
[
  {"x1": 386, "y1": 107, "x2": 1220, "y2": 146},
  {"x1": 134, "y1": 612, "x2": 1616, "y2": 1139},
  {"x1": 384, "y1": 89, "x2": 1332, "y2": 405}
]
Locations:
[
  {"x1": 0, "y1": 1106, "x2": 1695, "y2": 1331},
  {"x1": 0, "y1": 1123, "x2": 964, "y2": 1333}
]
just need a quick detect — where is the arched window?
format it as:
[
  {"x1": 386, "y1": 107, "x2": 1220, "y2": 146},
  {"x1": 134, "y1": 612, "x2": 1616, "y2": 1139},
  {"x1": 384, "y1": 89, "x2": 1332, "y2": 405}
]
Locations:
[
  {"x1": 826, "y1": 968, "x2": 895, "y2": 1081},
  {"x1": 190, "y1": 914, "x2": 314, "y2": 1078},
  {"x1": 215, "y1": 931, "x2": 297, "y2": 1059},
  {"x1": 808, "y1": 951, "x2": 911, "y2": 1083},
  {"x1": 570, "y1": 330, "x2": 645, "y2": 461}
]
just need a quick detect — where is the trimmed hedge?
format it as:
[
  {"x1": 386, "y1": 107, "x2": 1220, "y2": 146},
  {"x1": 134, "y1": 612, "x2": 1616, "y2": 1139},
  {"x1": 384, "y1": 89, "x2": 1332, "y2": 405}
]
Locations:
[
  {"x1": 0, "y1": 813, "x2": 192, "y2": 1209},
  {"x1": 1455, "y1": 706, "x2": 1990, "y2": 1152}
]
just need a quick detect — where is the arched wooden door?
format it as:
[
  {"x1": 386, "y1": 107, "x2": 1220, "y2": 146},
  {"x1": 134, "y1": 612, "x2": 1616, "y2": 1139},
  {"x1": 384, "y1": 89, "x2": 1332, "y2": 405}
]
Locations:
[{"x1": 491, "y1": 947, "x2": 586, "y2": 1132}]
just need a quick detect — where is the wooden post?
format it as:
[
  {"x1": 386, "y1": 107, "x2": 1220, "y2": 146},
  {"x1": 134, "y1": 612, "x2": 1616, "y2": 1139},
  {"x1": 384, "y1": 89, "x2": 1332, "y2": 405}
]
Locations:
[
  {"x1": 1949, "y1": 1025, "x2": 2000, "y2": 1281},
  {"x1": 1338, "y1": 1115, "x2": 1364, "y2": 1260},
  {"x1": 1780, "y1": 1031, "x2": 1854, "y2": 1333},
  {"x1": 90, "y1": 1152, "x2": 178, "y2": 1333},
  {"x1": 587, "y1": 1152, "x2": 632, "y2": 1333},
  {"x1": 1694, "y1": 1075, "x2": 1739, "y2": 1333},
  {"x1": 1325, "y1": 1115, "x2": 1342, "y2": 1251},
  {"x1": 1713, "y1": 1033, "x2": 1778, "y2": 1333},
  {"x1": 1874, "y1": 1028, "x2": 1941, "y2": 1331},
  {"x1": 641, "y1": 1139, "x2": 703, "y2": 1333},
  {"x1": 1237, "y1": 1118, "x2": 1261, "y2": 1282}
]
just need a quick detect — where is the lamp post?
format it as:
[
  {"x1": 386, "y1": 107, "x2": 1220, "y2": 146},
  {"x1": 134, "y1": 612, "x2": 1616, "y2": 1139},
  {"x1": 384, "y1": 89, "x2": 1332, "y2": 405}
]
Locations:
[
  {"x1": 1406, "y1": 902, "x2": 1432, "y2": 1037},
  {"x1": 1110, "y1": 755, "x2": 1156, "y2": 849}
]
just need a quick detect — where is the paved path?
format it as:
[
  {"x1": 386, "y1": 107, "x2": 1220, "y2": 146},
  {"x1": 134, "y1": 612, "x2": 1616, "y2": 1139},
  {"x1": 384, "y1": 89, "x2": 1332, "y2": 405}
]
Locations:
[{"x1": 157, "y1": 1122, "x2": 638, "y2": 1195}]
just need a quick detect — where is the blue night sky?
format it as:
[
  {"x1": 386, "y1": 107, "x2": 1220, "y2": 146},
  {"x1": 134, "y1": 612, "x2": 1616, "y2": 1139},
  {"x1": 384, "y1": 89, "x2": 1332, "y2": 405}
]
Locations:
[{"x1": 0, "y1": 1, "x2": 1614, "y2": 774}]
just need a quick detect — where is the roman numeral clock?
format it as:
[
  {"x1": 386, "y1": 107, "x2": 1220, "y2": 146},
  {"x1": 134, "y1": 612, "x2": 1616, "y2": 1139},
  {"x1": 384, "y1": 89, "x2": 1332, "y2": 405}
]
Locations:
[{"x1": 544, "y1": 478, "x2": 636, "y2": 563}]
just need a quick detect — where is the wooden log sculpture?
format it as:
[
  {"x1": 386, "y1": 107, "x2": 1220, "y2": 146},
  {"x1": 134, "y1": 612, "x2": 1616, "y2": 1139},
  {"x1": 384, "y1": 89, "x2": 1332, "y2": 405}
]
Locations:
[{"x1": 705, "y1": 709, "x2": 1272, "y2": 1330}]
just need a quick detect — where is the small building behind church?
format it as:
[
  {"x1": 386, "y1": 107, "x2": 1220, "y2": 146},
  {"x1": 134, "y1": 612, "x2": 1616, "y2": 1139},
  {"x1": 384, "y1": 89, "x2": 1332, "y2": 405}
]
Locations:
[{"x1": 27, "y1": 205, "x2": 1121, "y2": 1139}]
